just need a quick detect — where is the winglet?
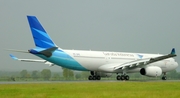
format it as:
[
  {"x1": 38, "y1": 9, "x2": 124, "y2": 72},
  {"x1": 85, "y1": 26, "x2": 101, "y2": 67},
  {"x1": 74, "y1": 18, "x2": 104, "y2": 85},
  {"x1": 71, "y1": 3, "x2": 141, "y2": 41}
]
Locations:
[
  {"x1": 170, "y1": 48, "x2": 176, "y2": 55},
  {"x1": 9, "y1": 54, "x2": 18, "y2": 60}
]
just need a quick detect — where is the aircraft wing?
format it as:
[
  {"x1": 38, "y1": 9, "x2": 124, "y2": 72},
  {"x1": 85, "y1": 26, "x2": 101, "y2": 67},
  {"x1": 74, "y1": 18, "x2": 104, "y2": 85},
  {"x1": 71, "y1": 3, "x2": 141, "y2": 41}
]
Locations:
[
  {"x1": 9, "y1": 54, "x2": 54, "y2": 67},
  {"x1": 113, "y1": 48, "x2": 177, "y2": 71}
]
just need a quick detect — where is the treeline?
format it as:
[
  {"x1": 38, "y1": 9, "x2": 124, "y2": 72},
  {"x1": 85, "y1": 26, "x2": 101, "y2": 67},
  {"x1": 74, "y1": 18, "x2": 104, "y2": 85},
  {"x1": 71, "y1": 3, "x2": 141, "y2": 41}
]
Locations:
[
  {"x1": 0, "y1": 68, "x2": 90, "y2": 81},
  {"x1": 0, "y1": 69, "x2": 179, "y2": 81}
]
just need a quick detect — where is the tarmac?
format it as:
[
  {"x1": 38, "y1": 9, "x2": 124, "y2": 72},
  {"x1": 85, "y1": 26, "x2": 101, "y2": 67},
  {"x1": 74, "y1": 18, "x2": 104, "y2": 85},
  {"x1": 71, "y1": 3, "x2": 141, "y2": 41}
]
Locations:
[{"x1": 0, "y1": 80, "x2": 180, "y2": 84}]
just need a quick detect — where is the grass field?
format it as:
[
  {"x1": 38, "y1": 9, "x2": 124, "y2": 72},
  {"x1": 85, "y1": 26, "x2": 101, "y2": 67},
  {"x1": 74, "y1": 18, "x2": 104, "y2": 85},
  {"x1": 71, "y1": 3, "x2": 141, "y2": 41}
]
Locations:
[{"x1": 0, "y1": 81, "x2": 180, "y2": 98}]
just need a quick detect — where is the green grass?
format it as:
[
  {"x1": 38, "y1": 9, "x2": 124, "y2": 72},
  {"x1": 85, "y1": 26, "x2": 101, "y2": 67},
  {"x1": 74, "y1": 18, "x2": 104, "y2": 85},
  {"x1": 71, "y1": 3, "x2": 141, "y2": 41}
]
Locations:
[{"x1": 0, "y1": 81, "x2": 180, "y2": 98}]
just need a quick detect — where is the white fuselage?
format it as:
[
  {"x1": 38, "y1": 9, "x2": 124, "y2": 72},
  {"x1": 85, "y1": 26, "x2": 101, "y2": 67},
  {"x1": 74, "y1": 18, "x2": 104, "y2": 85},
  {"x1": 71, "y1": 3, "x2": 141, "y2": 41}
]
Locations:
[{"x1": 63, "y1": 49, "x2": 178, "y2": 73}]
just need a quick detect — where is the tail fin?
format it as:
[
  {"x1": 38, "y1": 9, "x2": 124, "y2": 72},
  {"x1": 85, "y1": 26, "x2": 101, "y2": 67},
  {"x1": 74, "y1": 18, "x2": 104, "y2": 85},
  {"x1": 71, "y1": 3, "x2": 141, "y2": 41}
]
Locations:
[{"x1": 27, "y1": 16, "x2": 57, "y2": 48}]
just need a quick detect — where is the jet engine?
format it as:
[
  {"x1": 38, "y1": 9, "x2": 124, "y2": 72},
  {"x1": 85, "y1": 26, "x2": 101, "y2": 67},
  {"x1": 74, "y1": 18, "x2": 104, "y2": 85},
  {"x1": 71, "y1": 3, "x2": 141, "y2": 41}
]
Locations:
[{"x1": 140, "y1": 66, "x2": 162, "y2": 77}]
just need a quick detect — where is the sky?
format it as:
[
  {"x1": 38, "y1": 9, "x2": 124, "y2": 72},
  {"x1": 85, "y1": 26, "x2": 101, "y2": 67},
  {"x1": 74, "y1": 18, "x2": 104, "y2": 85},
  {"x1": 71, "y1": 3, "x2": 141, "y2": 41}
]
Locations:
[{"x1": 1, "y1": 0, "x2": 180, "y2": 72}]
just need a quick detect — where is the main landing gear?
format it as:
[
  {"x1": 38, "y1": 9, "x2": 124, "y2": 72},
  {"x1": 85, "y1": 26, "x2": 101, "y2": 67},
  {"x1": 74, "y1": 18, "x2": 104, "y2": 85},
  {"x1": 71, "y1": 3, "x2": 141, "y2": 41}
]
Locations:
[
  {"x1": 88, "y1": 75, "x2": 101, "y2": 80},
  {"x1": 162, "y1": 72, "x2": 167, "y2": 80},
  {"x1": 88, "y1": 71, "x2": 101, "y2": 80},
  {"x1": 116, "y1": 74, "x2": 129, "y2": 81}
]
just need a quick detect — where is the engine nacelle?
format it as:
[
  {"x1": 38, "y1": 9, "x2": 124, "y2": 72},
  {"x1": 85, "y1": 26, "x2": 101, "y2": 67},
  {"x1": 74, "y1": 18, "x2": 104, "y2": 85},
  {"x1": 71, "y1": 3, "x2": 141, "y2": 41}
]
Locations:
[
  {"x1": 96, "y1": 72, "x2": 112, "y2": 77},
  {"x1": 140, "y1": 66, "x2": 162, "y2": 77}
]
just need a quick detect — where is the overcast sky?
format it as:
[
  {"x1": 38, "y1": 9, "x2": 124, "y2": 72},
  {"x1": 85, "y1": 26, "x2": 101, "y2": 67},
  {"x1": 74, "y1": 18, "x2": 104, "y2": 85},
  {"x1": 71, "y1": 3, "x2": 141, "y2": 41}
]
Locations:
[{"x1": 1, "y1": 0, "x2": 180, "y2": 72}]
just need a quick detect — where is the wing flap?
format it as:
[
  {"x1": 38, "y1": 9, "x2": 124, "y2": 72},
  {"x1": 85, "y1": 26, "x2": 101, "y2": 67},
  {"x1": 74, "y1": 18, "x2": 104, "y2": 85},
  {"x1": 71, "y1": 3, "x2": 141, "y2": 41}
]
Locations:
[{"x1": 114, "y1": 58, "x2": 149, "y2": 70}]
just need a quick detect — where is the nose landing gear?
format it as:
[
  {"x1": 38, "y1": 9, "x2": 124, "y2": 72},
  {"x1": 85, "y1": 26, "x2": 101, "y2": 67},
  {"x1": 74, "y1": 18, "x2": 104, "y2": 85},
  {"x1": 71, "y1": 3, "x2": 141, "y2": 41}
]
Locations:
[{"x1": 162, "y1": 72, "x2": 167, "y2": 80}]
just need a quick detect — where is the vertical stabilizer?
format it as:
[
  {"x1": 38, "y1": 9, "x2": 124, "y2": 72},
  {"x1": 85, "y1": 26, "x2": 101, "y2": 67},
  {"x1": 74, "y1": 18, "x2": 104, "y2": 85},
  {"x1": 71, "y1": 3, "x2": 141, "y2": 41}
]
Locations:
[{"x1": 27, "y1": 16, "x2": 57, "y2": 48}]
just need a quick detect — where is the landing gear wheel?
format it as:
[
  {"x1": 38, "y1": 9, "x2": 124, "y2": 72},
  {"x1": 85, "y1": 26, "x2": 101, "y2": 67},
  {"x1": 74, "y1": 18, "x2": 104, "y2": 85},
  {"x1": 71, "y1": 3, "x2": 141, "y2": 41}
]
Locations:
[
  {"x1": 96, "y1": 76, "x2": 101, "y2": 80},
  {"x1": 162, "y1": 76, "x2": 167, "y2": 80},
  {"x1": 125, "y1": 75, "x2": 129, "y2": 80},
  {"x1": 116, "y1": 75, "x2": 121, "y2": 80},
  {"x1": 93, "y1": 76, "x2": 97, "y2": 80},
  {"x1": 162, "y1": 72, "x2": 167, "y2": 80},
  {"x1": 121, "y1": 75, "x2": 125, "y2": 80},
  {"x1": 88, "y1": 76, "x2": 93, "y2": 80}
]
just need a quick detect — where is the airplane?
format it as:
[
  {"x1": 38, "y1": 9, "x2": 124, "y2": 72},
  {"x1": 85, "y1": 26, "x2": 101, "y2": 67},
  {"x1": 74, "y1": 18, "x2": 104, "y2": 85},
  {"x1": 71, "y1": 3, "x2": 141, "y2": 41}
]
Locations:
[{"x1": 9, "y1": 16, "x2": 178, "y2": 81}]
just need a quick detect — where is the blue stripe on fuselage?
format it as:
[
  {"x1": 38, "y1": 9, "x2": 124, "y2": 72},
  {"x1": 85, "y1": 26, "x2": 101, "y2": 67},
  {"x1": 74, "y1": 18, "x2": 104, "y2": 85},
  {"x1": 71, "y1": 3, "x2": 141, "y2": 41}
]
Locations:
[{"x1": 35, "y1": 49, "x2": 88, "y2": 71}]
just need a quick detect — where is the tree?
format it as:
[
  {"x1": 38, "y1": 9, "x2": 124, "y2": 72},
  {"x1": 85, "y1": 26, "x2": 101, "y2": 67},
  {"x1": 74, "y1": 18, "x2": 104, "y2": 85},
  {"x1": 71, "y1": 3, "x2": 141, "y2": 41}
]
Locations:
[
  {"x1": 177, "y1": 72, "x2": 180, "y2": 79},
  {"x1": 75, "y1": 73, "x2": 81, "y2": 79},
  {"x1": 62, "y1": 68, "x2": 74, "y2": 79},
  {"x1": 31, "y1": 70, "x2": 39, "y2": 80},
  {"x1": 167, "y1": 70, "x2": 178, "y2": 79},
  {"x1": 41, "y1": 69, "x2": 51, "y2": 80},
  {"x1": 81, "y1": 71, "x2": 89, "y2": 79},
  {"x1": 52, "y1": 73, "x2": 61, "y2": 81},
  {"x1": 20, "y1": 70, "x2": 28, "y2": 79}
]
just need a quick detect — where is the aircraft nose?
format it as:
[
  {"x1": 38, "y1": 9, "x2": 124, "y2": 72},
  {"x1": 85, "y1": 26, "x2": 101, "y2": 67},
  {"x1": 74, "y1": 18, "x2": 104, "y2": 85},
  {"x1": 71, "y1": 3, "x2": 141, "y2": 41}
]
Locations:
[{"x1": 175, "y1": 62, "x2": 178, "y2": 68}]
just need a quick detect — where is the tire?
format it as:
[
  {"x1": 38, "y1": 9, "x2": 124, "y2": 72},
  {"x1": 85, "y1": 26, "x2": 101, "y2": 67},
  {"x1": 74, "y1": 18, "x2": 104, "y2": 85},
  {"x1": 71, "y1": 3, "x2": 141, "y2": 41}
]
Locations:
[
  {"x1": 93, "y1": 76, "x2": 97, "y2": 80},
  {"x1": 97, "y1": 76, "x2": 101, "y2": 80},
  {"x1": 88, "y1": 76, "x2": 93, "y2": 80},
  {"x1": 125, "y1": 75, "x2": 129, "y2": 80},
  {"x1": 162, "y1": 77, "x2": 164, "y2": 80},
  {"x1": 116, "y1": 75, "x2": 121, "y2": 80},
  {"x1": 121, "y1": 75, "x2": 125, "y2": 80},
  {"x1": 162, "y1": 76, "x2": 167, "y2": 80}
]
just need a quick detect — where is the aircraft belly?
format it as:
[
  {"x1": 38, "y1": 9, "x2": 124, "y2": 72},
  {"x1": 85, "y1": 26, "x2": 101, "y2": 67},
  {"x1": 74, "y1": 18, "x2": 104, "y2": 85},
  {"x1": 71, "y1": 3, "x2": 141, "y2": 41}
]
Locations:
[
  {"x1": 64, "y1": 50, "x2": 107, "y2": 71},
  {"x1": 74, "y1": 57, "x2": 106, "y2": 71}
]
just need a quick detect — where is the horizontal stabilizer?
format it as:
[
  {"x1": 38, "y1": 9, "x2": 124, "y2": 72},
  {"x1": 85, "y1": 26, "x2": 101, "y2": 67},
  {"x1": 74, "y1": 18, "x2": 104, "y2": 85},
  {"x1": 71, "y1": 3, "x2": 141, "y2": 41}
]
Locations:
[
  {"x1": 10, "y1": 54, "x2": 46, "y2": 62},
  {"x1": 6, "y1": 49, "x2": 29, "y2": 53},
  {"x1": 10, "y1": 54, "x2": 18, "y2": 60},
  {"x1": 9, "y1": 54, "x2": 55, "y2": 67}
]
